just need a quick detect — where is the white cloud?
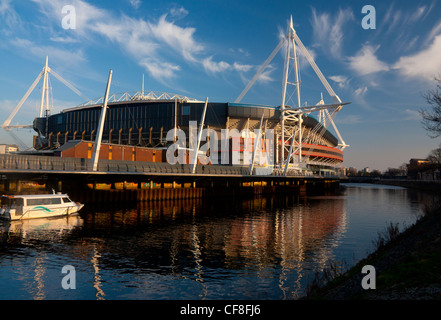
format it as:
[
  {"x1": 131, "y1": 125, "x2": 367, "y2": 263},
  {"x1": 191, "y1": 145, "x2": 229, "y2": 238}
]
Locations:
[
  {"x1": 169, "y1": 6, "x2": 188, "y2": 19},
  {"x1": 382, "y1": 6, "x2": 402, "y2": 35},
  {"x1": 354, "y1": 86, "x2": 368, "y2": 97},
  {"x1": 0, "y1": 0, "x2": 22, "y2": 34},
  {"x1": 329, "y1": 75, "x2": 350, "y2": 88},
  {"x1": 140, "y1": 58, "x2": 180, "y2": 80},
  {"x1": 10, "y1": 37, "x2": 86, "y2": 67},
  {"x1": 382, "y1": 3, "x2": 432, "y2": 36},
  {"x1": 238, "y1": 48, "x2": 250, "y2": 57},
  {"x1": 28, "y1": 1, "x2": 201, "y2": 80},
  {"x1": 0, "y1": 0, "x2": 12, "y2": 14},
  {"x1": 410, "y1": 6, "x2": 428, "y2": 22},
  {"x1": 251, "y1": 64, "x2": 276, "y2": 84},
  {"x1": 202, "y1": 57, "x2": 231, "y2": 73},
  {"x1": 31, "y1": 0, "x2": 106, "y2": 38},
  {"x1": 233, "y1": 62, "x2": 253, "y2": 73},
  {"x1": 310, "y1": 7, "x2": 354, "y2": 58},
  {"x1": 393, "y1": 35, "x2": 441, "y2": 81},
  {"x1": 202, "y1": 57, "x2": 253, "y2": 74},
  {"x1": 348, "y1": 44, "x2": 389, "y2": 76},
  {"x1": 149, "y1": 14, "x2": 203, "y2": 62},
  {"x1": 94, "y1": 16, "x2": 158, "y2": 59},
  {"x1": 128, "y1": 0, "x2": 141, "y2": 9},
  {"x1": 13, "y1": 1, "x2": 255, "y2": 83},
  {"x1": 425, "y1": 19, "x2": 441, "y2": 45}
]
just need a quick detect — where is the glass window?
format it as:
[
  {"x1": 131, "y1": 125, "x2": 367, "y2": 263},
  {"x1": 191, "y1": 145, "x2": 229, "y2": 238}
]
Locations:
[
  {"x1": 27, "y1": 198, "x2": 44, "y2": 206},
  {"x1": 62, "y1": 197, "x2": 71, "y2": 203},
  {"x1": 27, "y1": 197, "x2": 62, "y2": 206},
  {"x1": 51, "y1": 198, "x2": 62, "y2": 204},
  {"x1": 182, "y1": 105, "x2": 190, "y2": 116},
  {"x1": 10, "y1": 198, "x2": 23, "y2": 206}
]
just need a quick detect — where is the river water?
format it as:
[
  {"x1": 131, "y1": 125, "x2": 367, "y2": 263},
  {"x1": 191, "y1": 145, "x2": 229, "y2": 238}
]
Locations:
[{"x1": 0, "y1": 183, "x2": 438, "y2": 300}]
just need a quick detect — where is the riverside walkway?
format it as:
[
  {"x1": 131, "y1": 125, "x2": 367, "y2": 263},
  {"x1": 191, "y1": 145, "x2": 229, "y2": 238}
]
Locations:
[{"x1": 0, "y1": 154, "x2": 341, "y2": 201}]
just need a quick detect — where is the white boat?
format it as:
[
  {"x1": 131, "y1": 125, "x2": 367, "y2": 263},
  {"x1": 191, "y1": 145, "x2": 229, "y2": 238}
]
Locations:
[{"x1": 0, "y1": 192, "x2": 84, "y2": 221}]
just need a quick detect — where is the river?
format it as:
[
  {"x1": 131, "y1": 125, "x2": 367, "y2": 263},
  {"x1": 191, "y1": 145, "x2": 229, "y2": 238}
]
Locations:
[{"x1": 0, "y1": 183, "x2": 438, "y2": 300}]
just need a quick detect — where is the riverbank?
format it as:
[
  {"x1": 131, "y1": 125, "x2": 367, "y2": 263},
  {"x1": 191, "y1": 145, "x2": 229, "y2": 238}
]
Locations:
[{"x1": 304, "y1": 194, "x2": 441, "y2": 300}]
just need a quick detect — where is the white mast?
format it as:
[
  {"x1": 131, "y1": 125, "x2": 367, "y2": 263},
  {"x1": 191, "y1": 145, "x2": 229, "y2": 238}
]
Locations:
[
  {"x1": 291, "y1": 17, "x2": 303, "y2": 168},
  {"x1": 91, "y1": 69, "x2": 112, "y2": 171},
  {"x1": 39, "y1": 56, "x2": 49, "y2": 117},
  {"x1": 281, "y1": 16, "x2": 303, "y2": 170},
  {"x1": 191, "y1": 97, "x2": 209, "y2": 174}
]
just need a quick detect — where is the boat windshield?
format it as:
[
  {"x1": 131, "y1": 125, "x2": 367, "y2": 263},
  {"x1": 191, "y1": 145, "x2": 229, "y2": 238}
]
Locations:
[
  {"x1": 0, "y1": 197, "x2": 23, "y2": 207},
  {"x1": 0, "y1": 196, "x2": 9, "y2": 207}
]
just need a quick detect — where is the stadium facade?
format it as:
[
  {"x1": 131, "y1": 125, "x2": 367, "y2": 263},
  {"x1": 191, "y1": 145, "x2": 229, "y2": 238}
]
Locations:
[{"x1": 32, "y1": 91, "x2": 343, "y2": 175}]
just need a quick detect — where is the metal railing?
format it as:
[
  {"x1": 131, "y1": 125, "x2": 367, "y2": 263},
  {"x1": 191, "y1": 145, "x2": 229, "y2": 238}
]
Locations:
[
  {"x1": 0, "y1": 154, "x2": 340, "y2": 178},
  {"x1": 0, "y1": 154, "x2": 249, "y2": 175}
]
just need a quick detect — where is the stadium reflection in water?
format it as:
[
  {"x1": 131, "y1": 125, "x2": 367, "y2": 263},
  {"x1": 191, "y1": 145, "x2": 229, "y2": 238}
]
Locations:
[{"x1": 0, "y1": 184, "x2": 434, "y2": 300}]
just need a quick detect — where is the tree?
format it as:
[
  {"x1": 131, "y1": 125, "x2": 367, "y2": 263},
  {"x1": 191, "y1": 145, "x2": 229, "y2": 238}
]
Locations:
[
  {"x1": 427, "y1": 145, "x2": 441, "y2": 164},
  {"x1": 384, "y1": 164, "x2": 406, "y2": 177},
  {"x1": 420, "y1": 76, "x2": 441, "y2": 138},
  {"x1": 398, "y1": 163, "x2": 408, "y2": 175}
]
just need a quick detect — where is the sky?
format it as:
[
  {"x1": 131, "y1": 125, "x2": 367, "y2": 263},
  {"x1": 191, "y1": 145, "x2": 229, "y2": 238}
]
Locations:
[{"x1": 1, "y1": 0, "x2": 441, "y2": 172}]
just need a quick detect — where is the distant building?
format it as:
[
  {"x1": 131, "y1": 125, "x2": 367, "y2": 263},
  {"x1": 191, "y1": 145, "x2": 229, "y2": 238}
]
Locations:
[
  {"x1": 337, "y1": 166, "x2": 347, "y2": 176},
  {"x1": 408, "y1": 158, "x2": 429, "y2": 168},
  {"x1": 0, "y1": 144, "x2": 19, "y2": 154},
  {"x1": 347, "y1": 167, "x2": 358, "y2": 176},
  {"x1": 407, "y1": 158, "x2": 439, "y2": 180}
]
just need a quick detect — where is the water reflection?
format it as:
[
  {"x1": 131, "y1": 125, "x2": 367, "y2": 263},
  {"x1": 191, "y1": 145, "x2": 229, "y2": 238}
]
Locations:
[
  {"x1": 70, "y1": 194, "x2": 348, "y2": 299},
  {"x1": 0, "y1": 184, "x2": 436, "y2": 300},
  {"x1": 1, "y1": 215, "x2": 83, "y2": 244},
  {"x1": 0, "y1": 215, "x2": 84, "y2": 300}
]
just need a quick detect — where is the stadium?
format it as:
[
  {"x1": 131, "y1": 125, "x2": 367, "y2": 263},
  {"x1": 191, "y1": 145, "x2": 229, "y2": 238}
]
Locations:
[{"x1": 32, "y1": 90, "x2": 344, "y2": 175}]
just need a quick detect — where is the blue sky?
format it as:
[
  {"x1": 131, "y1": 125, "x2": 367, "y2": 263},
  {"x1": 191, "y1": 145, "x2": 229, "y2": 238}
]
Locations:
[{"x1": 1, "y1": 0, "x2": 441, "y2": 171}]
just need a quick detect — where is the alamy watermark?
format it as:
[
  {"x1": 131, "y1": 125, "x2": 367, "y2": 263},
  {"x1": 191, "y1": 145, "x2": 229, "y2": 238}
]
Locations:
[
  {"x1": 361, "y1": 265, "x2": 376, "y2": 290},
  {"x1": 361, "y1": 5, "x2": 376, "y2": 30},
  {"x1": 165, "y1": 121, "x2": 275, "y2": 169},
  {"x1": 61, "y1": 5, "x2": 76, "y2": 30},
  {"x1": 61, "y1": 265, "x2": 76, "y2": 290}
]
